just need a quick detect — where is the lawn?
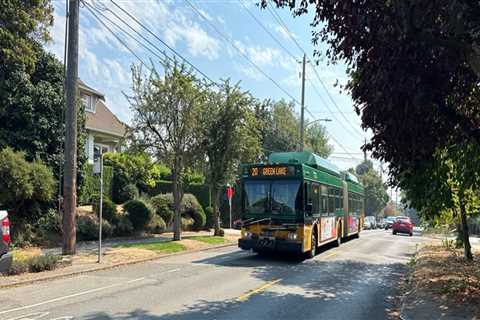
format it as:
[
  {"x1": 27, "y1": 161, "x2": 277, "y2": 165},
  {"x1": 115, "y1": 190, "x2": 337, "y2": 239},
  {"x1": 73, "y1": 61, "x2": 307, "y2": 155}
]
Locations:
[
  {"x1": 186, "y1": 236, "x2": 226, "y2": 245},
  {"x1": 117, "y1": 241, "x2": 186, "y2": 253}
]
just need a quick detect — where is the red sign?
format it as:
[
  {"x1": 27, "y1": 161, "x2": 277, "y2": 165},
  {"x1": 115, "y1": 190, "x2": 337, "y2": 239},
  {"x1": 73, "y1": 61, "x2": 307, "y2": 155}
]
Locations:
[{"x1": 226, "y1": 186, "x2": 234, "y2": 199}]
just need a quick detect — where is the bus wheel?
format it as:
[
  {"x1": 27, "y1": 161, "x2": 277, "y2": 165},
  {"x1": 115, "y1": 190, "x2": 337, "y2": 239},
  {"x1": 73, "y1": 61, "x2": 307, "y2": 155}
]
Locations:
[{"x1": 306, "y1": 229, "x2": 317, "y2": 259}]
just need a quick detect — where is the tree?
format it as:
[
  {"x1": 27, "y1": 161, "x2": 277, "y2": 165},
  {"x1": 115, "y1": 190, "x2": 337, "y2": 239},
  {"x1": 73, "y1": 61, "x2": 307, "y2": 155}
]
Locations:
[
  {"x1": 128, "y1": 61, "x2": 205, "y2": 241},
  {"x1": 0, "y1": 0, "x2": 53, "y2": 72},
  {"x1": 352, "y1": 161, "x2": 389, "y2": 217},
  {"x1": 200, "y1": 80, "x2": 261, "y2": 235},
  {"x1": 305, "y1": 122, "x2": 333, "y2": 158}
]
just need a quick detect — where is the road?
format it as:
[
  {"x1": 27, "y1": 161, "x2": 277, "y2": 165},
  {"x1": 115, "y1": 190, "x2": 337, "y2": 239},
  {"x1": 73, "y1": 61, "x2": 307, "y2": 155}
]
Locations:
[{"x1": 0, "y1": 230, "x2": 426, "y2": 320}]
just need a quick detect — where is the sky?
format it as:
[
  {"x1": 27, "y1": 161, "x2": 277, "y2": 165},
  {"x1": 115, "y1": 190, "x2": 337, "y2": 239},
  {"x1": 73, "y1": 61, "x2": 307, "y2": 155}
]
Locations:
[{"x1": 47, "y1": 0, "x2": 387, "y2": 178}]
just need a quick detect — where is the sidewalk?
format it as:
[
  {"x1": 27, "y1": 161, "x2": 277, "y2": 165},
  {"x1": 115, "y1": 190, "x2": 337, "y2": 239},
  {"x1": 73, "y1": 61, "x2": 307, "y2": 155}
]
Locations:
[
  {"x1": 400, "y1": 242, "x2": 480, "y2": 320},
  {"x1": 0, "y1": 229, "x2": 240, "y2": 289}
]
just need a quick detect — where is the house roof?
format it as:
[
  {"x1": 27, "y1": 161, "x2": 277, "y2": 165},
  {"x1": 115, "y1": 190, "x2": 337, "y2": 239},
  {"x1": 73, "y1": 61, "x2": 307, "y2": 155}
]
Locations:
[
  {"x1": 78, "y1": 79, "x2": 105, "y2": 100},
  {"x1": 85, "y1": 99, "x2": 127, "y2": 138}
]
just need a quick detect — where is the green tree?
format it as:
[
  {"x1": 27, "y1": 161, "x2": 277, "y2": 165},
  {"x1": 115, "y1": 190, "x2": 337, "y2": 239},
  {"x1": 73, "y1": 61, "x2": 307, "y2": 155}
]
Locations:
[
  {"x1": 305, "y1": 122, "x2": 333, "y2": 158},
  {"x1": 200, "y1": 80, "x2": 261, "y2": 235},
  {"x1": 0, "y1": 0, "x2": 53, "y2": 72},
  {"x1": 353, "y1": 161, "x2": 389, "y2": 217},
  {"x1": 128, "y1": 61, "x2": 205, "y2": 241},
  {"x1": 0, "y1": 147, "x2": 55, "y2": 228}
]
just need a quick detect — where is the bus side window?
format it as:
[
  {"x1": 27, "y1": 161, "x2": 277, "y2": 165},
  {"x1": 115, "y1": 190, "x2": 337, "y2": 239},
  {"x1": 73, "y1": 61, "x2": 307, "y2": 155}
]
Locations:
[
  {"x1": 312, "y1": 183, "x2": 320, "y2": 214},
  {"x1": 328, "y1": 188, "x2": 335, "y2": 214}
]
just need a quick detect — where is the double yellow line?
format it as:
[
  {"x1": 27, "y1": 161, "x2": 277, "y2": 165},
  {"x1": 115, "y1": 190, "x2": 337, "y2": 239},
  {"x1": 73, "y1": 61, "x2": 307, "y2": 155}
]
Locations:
[{"x1": 236, "y1": 279, "x2": 282, "y2": 302}]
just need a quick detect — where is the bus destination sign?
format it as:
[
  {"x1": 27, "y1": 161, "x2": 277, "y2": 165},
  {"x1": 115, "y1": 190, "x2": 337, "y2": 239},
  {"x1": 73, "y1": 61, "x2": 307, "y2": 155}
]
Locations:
[{"x1": 250, "y1": 166, "x2": 290, "y2": 177}]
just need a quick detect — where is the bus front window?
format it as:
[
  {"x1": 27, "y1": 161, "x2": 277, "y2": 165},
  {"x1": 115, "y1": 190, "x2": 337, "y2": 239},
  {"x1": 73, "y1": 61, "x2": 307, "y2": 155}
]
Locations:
[
  {"x1": 271, "y1": 181, "x2": 301, "y2": 215},
  {"x1": 244, "y1": 180, "x2": 269, "y2": 214}
]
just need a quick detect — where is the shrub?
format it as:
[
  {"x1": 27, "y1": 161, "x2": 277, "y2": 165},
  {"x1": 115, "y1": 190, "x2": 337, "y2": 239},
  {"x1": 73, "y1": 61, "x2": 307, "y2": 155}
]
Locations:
[
  {"x1": 149, "y1": 195, "x2": 174, "y2": 225},
  {"x1": 28, "y1": 254, "x2": 61, "y2": 273},
  {"x1": 119, "y1": 184, "x2": 139, "y2": 203},
  {"x1": 113, "y1": 215, "x2": 134, "y2": 236},
  {"x1": 36, "y1": 209, "x2": 62, "y2": 245},
  {"x1": 78, "y1": 164, "x2": 113, "y2": 205},
  {"x1": 204, "y1": 207, "x2": 215, "y2": 230},
  {"x1": 148, "y1": 193, "x2": 205, "y2": 230},
  {"x1": 0, "y1": 147, "x2": 55, "y2": 227},
  {"x1": 77, "y1": 215, "x2": 113, "y2": 241},
  {"x1": 7, "y1": 259, "x2": 29, "y2": 275},
  {"x1": 94, "y1": 196, "x2": 117, "y2": 223},
  {"x1": 181, "y1": 217, "x2": 194, "y2": 231},
  {"x1": 147, "y1": 215, "x2": 166, "y2": 234},
  {"x1": 124, "y1": 199, "x2": 152, "y2": 231}
]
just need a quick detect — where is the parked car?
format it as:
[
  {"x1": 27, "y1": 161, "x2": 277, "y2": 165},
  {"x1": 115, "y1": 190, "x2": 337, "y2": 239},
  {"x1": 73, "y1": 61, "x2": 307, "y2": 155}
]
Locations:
[
  {"x1": 392, "y1": 216, "x2": 413, "y2": 236},
  {"x1": 384, "y1": 216, "x2": 396, "y2": 230},
  {"x1": 363, "y1": 216, "x2": 376, "y2": 230},
  {"x1": 0, "y1": 210, "x2": 12, "y2": 273}
]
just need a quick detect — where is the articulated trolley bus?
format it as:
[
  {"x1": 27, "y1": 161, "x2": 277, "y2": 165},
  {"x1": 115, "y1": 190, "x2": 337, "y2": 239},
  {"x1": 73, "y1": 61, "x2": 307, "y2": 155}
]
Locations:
[{"x1": 238, "y1": 151, "x2": 364, "y2": 258}]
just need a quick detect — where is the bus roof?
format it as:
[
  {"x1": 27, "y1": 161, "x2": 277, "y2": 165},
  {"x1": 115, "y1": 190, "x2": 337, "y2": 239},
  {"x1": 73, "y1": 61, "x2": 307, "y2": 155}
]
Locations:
[{"x1": 268, "y1": 151, "x2": 341, "y2": 176}]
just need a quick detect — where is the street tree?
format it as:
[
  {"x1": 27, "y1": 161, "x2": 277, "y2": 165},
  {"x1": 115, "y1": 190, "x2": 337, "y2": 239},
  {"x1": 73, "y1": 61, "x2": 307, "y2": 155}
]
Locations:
[
  {"x1": 128, "y1": 61, "x2": 205, "y2": 241},
  {"x1": 0, "y1": 0, "x2": 53, "y2": 72},
  {"x1": 354, "y1": 161, "x2": 389, "y2": 217},
  {"x1": 305, "y1": 122, "x2": 333, "y2": 158},
  {"x1": 200, "y1": 80, "x2": 261, "y2": 235}
]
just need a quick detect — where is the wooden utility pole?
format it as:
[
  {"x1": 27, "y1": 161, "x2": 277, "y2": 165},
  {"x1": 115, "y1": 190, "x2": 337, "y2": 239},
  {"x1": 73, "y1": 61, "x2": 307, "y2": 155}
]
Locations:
[
  {"x1": 299, "y1": 54, "x2": 306, "y2": 151},
  {"x1": 63, "y1": 0, "x2": 79, "y2": 255}
]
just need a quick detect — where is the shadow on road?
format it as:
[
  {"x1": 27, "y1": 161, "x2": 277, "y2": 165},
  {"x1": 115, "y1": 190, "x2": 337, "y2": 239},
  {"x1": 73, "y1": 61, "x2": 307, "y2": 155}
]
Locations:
[{"x1": 80, "y1": 257, "x2": 408, "y2": 320}]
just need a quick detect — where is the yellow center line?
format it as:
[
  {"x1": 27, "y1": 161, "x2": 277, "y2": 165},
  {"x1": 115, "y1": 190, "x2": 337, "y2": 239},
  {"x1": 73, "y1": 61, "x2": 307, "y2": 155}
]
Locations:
[
  {"x1": 323, "y1": 252, "x2": 337, "y2": 259},
  {"x1": 236, "y1": 279, "x2": 282, "y2": 302}
]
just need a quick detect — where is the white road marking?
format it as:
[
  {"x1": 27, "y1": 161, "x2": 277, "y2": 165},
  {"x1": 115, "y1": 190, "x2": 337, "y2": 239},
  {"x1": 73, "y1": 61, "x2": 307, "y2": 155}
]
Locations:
[
  {"x1": 0, "y1": 277, "x2": 146, "y2": 316},
  {"x1": 166, "y1": 268, "x2": 180, "y2": 273}
]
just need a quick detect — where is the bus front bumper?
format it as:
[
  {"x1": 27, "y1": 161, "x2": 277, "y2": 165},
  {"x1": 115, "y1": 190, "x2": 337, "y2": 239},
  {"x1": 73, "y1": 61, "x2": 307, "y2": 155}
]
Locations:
[{"x1": 238, "y1": 238, "x2": 303, "y2": 254}]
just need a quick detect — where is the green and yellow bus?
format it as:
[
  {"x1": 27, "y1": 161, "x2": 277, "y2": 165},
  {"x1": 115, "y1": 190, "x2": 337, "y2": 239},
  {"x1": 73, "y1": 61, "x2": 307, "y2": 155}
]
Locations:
[{"x1": 238, "y1": 151, "x2": 364, "y2": 258}]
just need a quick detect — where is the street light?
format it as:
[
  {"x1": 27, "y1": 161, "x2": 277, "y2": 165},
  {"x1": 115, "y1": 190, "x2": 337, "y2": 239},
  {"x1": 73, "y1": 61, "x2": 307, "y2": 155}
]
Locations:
[{"x1": 300, "y1": 118, "x2": 332, "y2": 150}]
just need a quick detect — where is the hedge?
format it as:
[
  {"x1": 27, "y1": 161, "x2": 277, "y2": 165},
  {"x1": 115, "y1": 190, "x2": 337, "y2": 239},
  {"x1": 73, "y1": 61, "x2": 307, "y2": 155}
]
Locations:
[
  {"x1": 148, "y1": 181, "x2": 210, "y2": 209},
  {"x1": 78, "y1": 163, "x2": 113, "y2": 205}
]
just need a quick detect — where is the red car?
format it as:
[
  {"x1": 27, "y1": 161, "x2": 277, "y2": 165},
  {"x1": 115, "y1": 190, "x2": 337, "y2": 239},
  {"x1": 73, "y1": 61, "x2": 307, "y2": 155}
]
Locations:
[{"x1": 392, "y1": 216, "x2": 413, "y2": 236}]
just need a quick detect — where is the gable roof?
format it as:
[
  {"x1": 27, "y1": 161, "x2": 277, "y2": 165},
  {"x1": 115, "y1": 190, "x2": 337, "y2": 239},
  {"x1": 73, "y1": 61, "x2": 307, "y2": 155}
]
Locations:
[
  {"x1": 85, "y1": 99, "x2": 127, "y2": 138},
  {"x1": 78, "y1": 79, "x2": 105, "y2": 100}
]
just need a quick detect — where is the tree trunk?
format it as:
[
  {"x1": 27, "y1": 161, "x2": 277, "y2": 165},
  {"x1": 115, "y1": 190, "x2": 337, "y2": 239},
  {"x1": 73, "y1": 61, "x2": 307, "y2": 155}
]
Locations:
[
  {"x1": 212, "y1": 186, "x2": 222, "y2": 236},
  {"x1": 172, "y1": 163, "x2": 181, "y2": 241},
  {"x1": 459, "y1": 190, "x2": 473, "y2": 260}
]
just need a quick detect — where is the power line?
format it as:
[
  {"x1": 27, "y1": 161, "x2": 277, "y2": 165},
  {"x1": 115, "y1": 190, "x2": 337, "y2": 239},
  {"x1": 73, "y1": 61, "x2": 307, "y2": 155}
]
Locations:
[
  {"x1": 109, "y1": 0, "x2": 217, "y2": 85},
  {"x1": 85, "y1": 2, "x2": 166, "y2": 66},
  {"x1": 266, "y1": 3, "x2": 365, "y2": 139},
  {"x1": 83, "y1": 3, "x2": 148, "y2": 68},
  {"x1": 185, "y1": 0, "x2": 301, "y2": 105}
]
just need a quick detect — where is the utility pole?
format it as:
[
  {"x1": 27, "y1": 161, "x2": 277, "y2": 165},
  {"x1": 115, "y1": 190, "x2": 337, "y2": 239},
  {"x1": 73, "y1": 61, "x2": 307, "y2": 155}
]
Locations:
[
  {"x1": 63, "y1": 0, "x2": 79, "y2": 255},
  {"x1": 299, "y1": 53, "x2": 306, "y2": 151}
]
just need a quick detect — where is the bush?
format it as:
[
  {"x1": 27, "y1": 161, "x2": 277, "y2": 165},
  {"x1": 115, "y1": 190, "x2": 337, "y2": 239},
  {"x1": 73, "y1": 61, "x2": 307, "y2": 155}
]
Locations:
[
  {"x1": 147, "y1": 215, "x2": 166, "y2": 234},
  {"x1": 36, "y1": 209, "x2": 62, "y2": 245},
  {"x1": 7, "y1": 259, "x2": 29, "y2": 275},
  {"x1": 181, "y1": 217, "x2": 194, "y2": 231},
  {"x1": 205, "y1": 207, "x2": 215, "y2": 230},
  {"x1": 77, "y1": 215, "x2": 113, "y2": 241},
  {"x1": 149, "y1": 195, "x2": 174, "y2": 226},
  {"x1": 94, "y1": 197, "x2": 117, "y2": 223},
  {"x1": 78, "y1": 164, "x2": 113, "y2": 205},
  {"x1": 29, "y1": 254, "x2": 61, "y2": 273},
  {"x1": 124, "y1": 199, "x2": 152, "y2": 231},
  {"x1": 0, "y1": 147, "x2": 55, "y2": 227},
  {"x1": 113, "y1": 215, "x2": 134, "y2": 236},
  {"x1": 119, "y1": 184, "x2": 139, "y2": 203}
]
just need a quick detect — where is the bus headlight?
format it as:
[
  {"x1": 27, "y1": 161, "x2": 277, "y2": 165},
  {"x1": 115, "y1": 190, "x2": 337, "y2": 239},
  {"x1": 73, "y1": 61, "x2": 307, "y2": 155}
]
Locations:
[
  {"x1": 244, "y1": 231, "x2": 252, "y2": 239},
  {"x1": 288, "y1": 232, "x2": 297, "y2": 241}
]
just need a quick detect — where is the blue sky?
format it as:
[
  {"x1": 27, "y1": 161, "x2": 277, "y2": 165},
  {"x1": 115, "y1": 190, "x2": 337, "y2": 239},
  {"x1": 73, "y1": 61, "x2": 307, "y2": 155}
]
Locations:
[{"x1": 48, "y1": 0, "x2": 380, "y2": 173}]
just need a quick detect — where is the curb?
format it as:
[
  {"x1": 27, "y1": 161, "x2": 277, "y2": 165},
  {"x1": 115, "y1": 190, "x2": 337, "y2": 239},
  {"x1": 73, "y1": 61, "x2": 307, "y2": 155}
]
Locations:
[{"x1": 0, "y1": 242, "x2": 237, "y2": 289}]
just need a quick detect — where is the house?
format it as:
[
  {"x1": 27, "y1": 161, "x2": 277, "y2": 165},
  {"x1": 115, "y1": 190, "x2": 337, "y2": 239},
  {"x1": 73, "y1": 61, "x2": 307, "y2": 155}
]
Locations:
[{"x1": 78, "y1": 80, "x2": 127, "y2": 163}]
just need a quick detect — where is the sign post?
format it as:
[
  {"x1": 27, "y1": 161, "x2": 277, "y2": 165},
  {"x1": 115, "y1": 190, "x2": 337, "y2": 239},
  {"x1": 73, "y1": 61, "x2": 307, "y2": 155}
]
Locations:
[
  {"x1": 93, "y1": 153, "x2": 103, "y2": 263},
  {"x1": 226, "y1": 184, "x2": 234, "y2": 229}
]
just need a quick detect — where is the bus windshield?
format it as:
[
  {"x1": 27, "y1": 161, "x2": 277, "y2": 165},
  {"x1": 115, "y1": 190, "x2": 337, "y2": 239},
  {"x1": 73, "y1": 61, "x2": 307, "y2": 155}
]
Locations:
[{"x1": 243, "y1": 180, "x2": 302, "y2": 215}]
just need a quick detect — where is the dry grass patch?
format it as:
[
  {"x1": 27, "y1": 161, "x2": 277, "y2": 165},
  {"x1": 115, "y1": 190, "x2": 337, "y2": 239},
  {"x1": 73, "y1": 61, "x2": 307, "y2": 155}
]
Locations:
[{"x1": 411, "y1": 244, "x2": 480, "y2": 313}]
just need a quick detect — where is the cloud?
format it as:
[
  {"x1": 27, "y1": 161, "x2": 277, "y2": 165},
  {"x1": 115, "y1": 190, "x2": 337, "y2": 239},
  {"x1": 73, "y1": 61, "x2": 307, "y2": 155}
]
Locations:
[{"x1": 273, "y1": 24, "x2": 297, "y2": 41}]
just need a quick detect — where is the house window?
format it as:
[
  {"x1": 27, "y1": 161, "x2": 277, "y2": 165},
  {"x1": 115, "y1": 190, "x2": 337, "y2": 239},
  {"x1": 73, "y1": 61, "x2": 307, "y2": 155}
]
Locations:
[{"x1": 81, "y1": 94, "x2": 96, "y2": 112}]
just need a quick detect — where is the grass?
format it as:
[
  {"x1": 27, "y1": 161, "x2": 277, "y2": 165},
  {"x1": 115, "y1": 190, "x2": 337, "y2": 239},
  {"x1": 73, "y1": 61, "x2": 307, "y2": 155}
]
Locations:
[
  {"x1": 186, "y1": 236, "x2": 226, "y2": 245},
  {"x1": 117, "y1": 241, "x2": 186, "y2": 253}
]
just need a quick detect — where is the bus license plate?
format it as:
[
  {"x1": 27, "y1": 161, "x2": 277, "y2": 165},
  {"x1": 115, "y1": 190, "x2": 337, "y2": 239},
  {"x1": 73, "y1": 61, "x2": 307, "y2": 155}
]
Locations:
[{"x1": 259, "y1": 237, "x2": 275, "y2": 248}]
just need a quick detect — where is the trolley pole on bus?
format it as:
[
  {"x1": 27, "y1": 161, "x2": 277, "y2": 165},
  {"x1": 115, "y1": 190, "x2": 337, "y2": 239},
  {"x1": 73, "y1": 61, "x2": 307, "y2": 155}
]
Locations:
[{"x1": 300, "y1": 53, "x2": 306, "y2": 151}]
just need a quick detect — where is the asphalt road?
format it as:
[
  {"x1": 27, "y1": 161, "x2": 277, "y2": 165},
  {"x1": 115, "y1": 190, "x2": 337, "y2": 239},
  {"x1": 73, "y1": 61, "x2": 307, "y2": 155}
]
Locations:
[{"x1": 0, "y1": 229, "x2": 426, "y2": 320}]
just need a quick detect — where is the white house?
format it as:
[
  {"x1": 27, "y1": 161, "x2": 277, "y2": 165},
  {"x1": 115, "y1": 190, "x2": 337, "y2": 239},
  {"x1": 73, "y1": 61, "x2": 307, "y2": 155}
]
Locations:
[{"x1": 78, "y1": 80, "x2": 127, "y2": 163}]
